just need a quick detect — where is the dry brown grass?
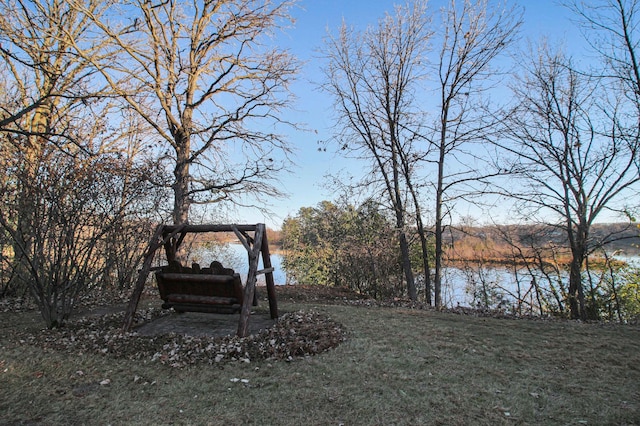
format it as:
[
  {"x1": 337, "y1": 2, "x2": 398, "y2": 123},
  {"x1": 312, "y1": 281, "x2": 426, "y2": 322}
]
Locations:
[{"x1": 1, "y1": 288, "x2": 639, "y2": 425}]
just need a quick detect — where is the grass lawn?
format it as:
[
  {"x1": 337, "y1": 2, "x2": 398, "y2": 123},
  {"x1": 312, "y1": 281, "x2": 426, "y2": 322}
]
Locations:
[{"x1": 1, "y1": 291, "x2": 639, "y2": 425}]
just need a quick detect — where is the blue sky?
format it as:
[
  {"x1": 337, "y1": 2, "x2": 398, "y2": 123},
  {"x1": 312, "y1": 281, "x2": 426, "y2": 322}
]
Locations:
[{"x1": 235, "y1": 0, "x2": 586, "y2": 229}]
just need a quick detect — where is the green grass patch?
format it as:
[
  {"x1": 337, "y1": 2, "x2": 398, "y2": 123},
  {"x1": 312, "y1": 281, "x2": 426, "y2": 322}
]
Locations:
[{"x1": 1, "y1": 299, "x2": 639, "y2": 425}]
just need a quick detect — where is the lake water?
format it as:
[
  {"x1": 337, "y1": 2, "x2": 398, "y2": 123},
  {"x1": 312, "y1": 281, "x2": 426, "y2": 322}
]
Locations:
[
  {"x1": 439, "y1": 254, "x2": 640, "y2": 312},
  {"x1": 189, "y1": 244, "x2": 637, "y2": 311},
  {"x1": 189, "y1": 243, "x2": 287, "y2": 285},
  {"x1": 189, "y1": 243, "x2": 538, "y2": 309},
  {"x1": 438, "y1": 266, "x2": 550, "y2": 310}
]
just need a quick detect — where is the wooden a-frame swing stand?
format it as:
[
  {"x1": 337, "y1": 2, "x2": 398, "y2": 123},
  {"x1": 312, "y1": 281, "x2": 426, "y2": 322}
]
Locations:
[{"x1": 122, "y1": 223, "x2": 278, "y2": 337}]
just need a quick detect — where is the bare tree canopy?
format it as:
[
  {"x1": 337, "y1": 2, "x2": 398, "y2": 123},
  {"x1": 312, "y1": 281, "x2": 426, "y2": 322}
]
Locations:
[
  {"x1": 427, "y1": 0, "x2": 521, "y2": 307},
  {"x1": 320, "y1": 0, "x2": 434, "y2": 300},
  {"x1": 498, "y1": 44, "x2": 640, "y2": 319},
  {"x1": 0, "y1": 0, "x2": 115, "y2": 143},
  {"x1": 568, "y1": 0, "x2": 640, "y2": 99},
  {"x1": 71, "y1": 0, "x2": 300, "y2": 224}
]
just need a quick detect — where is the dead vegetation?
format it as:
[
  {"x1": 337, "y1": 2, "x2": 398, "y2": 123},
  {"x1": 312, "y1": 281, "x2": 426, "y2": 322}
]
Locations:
[{"x1": 5, "y1": 306, "x2": 344, "y2": 368}]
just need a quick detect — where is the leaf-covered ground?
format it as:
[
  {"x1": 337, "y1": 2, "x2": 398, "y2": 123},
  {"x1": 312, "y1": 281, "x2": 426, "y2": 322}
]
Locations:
[{"x1": 8, "y1": 307, "x2": 345, "y2": 368}]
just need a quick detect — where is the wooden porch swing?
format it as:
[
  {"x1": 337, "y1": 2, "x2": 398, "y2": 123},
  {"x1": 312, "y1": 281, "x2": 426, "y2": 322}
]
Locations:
[{"x1": 122, "y1": 223, "x2": 278, "y2": 337}]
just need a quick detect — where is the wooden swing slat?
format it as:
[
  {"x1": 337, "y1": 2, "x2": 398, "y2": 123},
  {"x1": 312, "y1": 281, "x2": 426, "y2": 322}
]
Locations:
[{"x1": 166, "y1": 294, "x2": 239, "y2": 306}]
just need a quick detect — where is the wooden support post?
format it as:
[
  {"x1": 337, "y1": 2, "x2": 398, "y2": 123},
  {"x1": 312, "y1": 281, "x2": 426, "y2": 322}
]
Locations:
[
  {"x1": 236, "y1": 224, "x2": 264, "y2": 337},
  {"x1": 122, "y1": 224, "x2": 186, "y2": 331},
  {"x1": 261, "y1": 228, "x2": 279, "y2": 320},
  {"x1": 122, "y1": 225, "x2": 164, "y2": 331},
  {"x1": 232, "y1": 225, "x2": 252, "y2": 252},
  {"x1": 233, "y1": 224, "x2": 258, "y2": 306}
]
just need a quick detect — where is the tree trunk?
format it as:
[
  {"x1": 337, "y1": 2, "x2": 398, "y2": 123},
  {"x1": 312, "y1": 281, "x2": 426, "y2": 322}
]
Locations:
[
  {"x1": 404, "y1": 161, "x2": 431, "y2": 304},
  {"x1": 398, "y1": 231, "x2": 416, "y2": 300},
  {"x1": 391, "y1": 189, "x2": 416, "y2": 300},
  {"x1": 391, "y1": 162, "x2": 416, "y2": 300},
  {"x1": 389, "y1": 131, "x2": 416, "y2": 300},
  {"x1": 434, "y1": 121, "x2": 447, "y2": 309},
  {"x1": 172, "y1": 132, "x2": 191, "y2": 226},
  {"x1": 567, "y1": 220, "x2": 590, "y2": 320},
  {"x1": 567, "y1": 254, "x2": 585, "y2": 320},
  {"x1": 434, "y1": 209, "x2": 443, "y2": 309},
  {"x1": 416, "y1": 218, "x2": 432, "y2": 305}
]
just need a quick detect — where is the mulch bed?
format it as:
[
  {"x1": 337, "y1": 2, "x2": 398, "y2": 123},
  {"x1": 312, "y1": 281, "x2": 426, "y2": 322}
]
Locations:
[
  {"x1": 3, "y1": 286, "x2": 348, "y2": 368},
  {"x1": 9, "y1": 307, "x2": 345, "y2": 368}
]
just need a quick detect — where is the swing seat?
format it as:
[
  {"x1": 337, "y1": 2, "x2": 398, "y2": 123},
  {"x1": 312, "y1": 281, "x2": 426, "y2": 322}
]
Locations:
[{"x1": 155, "y1": 271, "x2": 244, "y2": 314}]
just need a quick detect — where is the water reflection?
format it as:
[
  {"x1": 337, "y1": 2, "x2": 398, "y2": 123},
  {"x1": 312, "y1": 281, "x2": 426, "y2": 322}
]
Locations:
[{"x1": 189, "y1": 243, "x2": 286, "y2": 285}]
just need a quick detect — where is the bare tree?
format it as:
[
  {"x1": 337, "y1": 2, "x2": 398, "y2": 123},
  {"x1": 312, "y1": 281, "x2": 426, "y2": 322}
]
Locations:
[
  {"x1": 568, "y1": 0, "x2": 640, "y2": 103},
  {"x1": 426, "y1": 0, "x2": 521, "y2": 308},
  {"x1": 496, "y1": 0, "x2": 640, "y2": 320},
  {"x1": 0, "y1": 0, "x2": 106, "y2": 130},
  {"x1": 71, "y1": 0, "x2": 299, "y2": 226},
  {"x1": 0, "y1": 0, "x2": 164, "y2": 326},
  {"x1": 320, "y1": 1, "x2": 434, "y2": 300},
  {"x1": 499, "y1": 49, "x2": 640, "y2": 320},
  {"x1": 0, "y1": 0, "x2": 116, "y2": 295}
]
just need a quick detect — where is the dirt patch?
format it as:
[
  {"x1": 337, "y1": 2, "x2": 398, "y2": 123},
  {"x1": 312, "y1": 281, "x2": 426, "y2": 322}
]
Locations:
[
  {"x1": 134, "y1": 310, "x2": 277, "y2": 338},
  {"x1": 275, "y1": 284, "x2": 368, "y2": 303}
]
